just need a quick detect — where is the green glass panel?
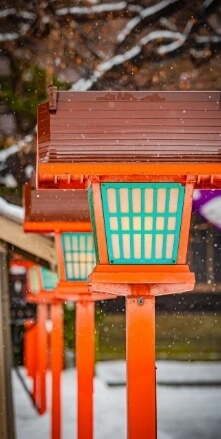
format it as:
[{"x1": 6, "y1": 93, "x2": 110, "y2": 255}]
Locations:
[
  {"x1": 101, "y1": 183, "x2": 185, "y2": 264},
  {"x1": 41, "y1": 267, "x2": 59, "y2": 290},
  {"x1": 61, "y1": 232, "x2": 96, "y2": 281}
]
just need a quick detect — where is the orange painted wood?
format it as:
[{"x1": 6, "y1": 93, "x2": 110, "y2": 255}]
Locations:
[
  {"x1": 126, "y1": 296, "x2": 156, "y2": 439},
  {"x1": 90, "y1": 265, "x2": 195, "y2": 285},
  {"x1": 177, "y1": 181, "x2": 195, "y2": 264},
  {"x1": 38, "y1": 162, "x2": 221, "y2": 179},
  {"x1": 91, "y1": 182, "x2": 108, "y2": 263},
  {"x1": 30, "y1": 324, "x2": 38, "y2": 404},
  {"x1": 90, "y1": 281, "x2": 195, "y2": 297},
  {"x1": 51, "y1": 303, "x2": 63, "y2": 439},
  {"x1": 24, "y1": 321, "x2": 35, "y2": 378},
  {"x1": 76, "y1": 301, "x2": 94, "y2": 439},
  {"x1": 24, "y1": 221, "x2": 91, "y2": 233},
  {"x1": 36, "y1": 304, "x2": 48, "y2": 415},
  {"x1": 55, "y1": 233, "x2": 66, "y2": 282},
  {"x1": 92, "y1": 264, "x2": 190, "y2": 273}
]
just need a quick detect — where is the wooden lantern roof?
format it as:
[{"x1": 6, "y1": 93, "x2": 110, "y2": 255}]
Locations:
[
  {"x1": 37, "y1": 89, "x2": 221, "y2": 189},
  {"x1": 23, "y1": 184, "x2": 91, "y2": 232}
]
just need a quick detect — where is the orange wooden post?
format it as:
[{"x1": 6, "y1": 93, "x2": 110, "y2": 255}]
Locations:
[
  {"x1": 24, "y1": 320, "x2": 39, "y2": 405},
  {"x1": 126, "y1": 296, "x2": 156, "y2": 439},
  {"x1": 76, "y1": 300, "x2": 95, "y2": 439},
  {"x1": 24, "y1": 320, "x2": 35, "y2": 378},
  {"x1": 36, "y1": 303, "x2": 48, "y2": 415},
  {"x1": 51, "y1": 302, "x2": 63, "y2": 439},
  {"x1": 31, "y1": 323, "x2": 38, "y2": 404}
]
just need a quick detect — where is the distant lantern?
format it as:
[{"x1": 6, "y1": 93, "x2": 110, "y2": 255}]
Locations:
[
  {"x1": 27, "y1": 265, "x2": 58, "y2": 302},
  {"x1": 35, "y1": 89, "x2": 221, "y2": 439},
  {"x1": 23, "y1": 183, "x2": 114, "y2": 439}
]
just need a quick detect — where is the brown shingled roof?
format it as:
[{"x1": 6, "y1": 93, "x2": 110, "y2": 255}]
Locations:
[
  {"x1": 38, "y1": 90, "x2": 221, "y2": 164},
  {"x1": 23, "y1": 184, "x2": 90, "y2": 231}
]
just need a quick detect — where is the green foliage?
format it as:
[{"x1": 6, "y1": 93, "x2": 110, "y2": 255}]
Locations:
[
  {"x1": 0, "y1": 65, "x2": 47, "y2": 133},
  {"x1": 63, "y1": 303, "x2": 105, "y2": 360},
  {"x1": 97, "y1": 311, "x2": 221, "y2": 361},
  {"x1": 0, "y1": 63, "x2": 70, "y2": 134},
  {"x1": 0, "y1": 186, "x2": 22, "y2": 205},
  {"x1": 63, "y1": 303, "x2": 75, "y2": 351}
]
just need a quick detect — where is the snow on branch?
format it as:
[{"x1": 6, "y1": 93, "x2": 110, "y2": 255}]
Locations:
[
  {"x1": 0, "y1": 144, "x2": 19, "y2": 164},
  {"x1": 0, "y1": 23, "x2": 34, "y2": 42},
  {"x1": 72, "y1": 22, "x2": 194, "y2": 91},
  {"x1": 56, "y1": 2, "x2": 128, "y2": 16},
  {"x1": 156, "y1": 20, "x2": 194, "y2": 55},
  {"x1": 0, "y1": 32, "x2": 19, "y2": 42},
  {"x1": 195, "y1": 35, "x2": 221, "y2": 44},
  {"x1": 0, "y1": 135, "x2": 34, "y2": 164},
  {"x1": 0, "y1": 197, "x2": 24, "y2": 223},
  {"x1": 117, "y1": 0, "x2": 180, "y2": 43},
  {"x1": 0, "y1": 135, "x2": 34, "y2": 188},
  {"x1": 202, "y1": 0, "x2": 217, "y2": 9},
  {"x1": 160, "y1": 17, "x2": 178, "y2": 32},
  {"x1": 0, "y1": 8, "x2": 35, "y2": 41},
  {"x1": 0, "y1": 8, "x2": 15, "y2": 18},
  {"x1": 0, "y1": 8, "x2": 35, "y2": 19}
]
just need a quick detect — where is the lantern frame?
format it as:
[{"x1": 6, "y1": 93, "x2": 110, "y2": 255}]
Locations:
[{"x1": 87, "y1": 176, "x2": 195, "y2": 296}]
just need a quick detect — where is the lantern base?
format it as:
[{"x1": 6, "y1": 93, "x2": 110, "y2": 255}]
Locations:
[
  {"x1": 88, "y1": 264, "x2": 195, "y2": 297},
  {"x1": 55, "y1": 280, "x2": 115, "y2": 301}
]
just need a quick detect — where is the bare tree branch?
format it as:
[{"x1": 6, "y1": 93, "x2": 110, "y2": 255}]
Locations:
[
  {"x1": 72, "y1": 21, "x2": 195, "y2": 91},
  {"x1": 117, "y1": 0, "x2": 180, "y2": 43}
]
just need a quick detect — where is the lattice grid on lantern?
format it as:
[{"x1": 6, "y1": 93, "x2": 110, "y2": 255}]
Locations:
[
  {"x1": 41, "y1": 267, "x2": 59, "y2": 290},
  {"x1": 61, "y1": 233, "x2": 96, "y2": 280},
  {"x1": 101, "y1": 183, "x2": 185, "y2": 264}
]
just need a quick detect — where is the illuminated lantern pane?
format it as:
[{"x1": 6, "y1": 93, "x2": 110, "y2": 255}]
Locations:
[
  {"x1": 41, "y1": 267, "x2": 59, "y2": 290},
  {"x1": 29, "y1": 267, "x2": 41, "y2": 294},
  {"x1": 61, "y1": 233, "x2": 96, "y2": 280},
  {"x1": 100, "y1": 183, "x2": 185, "y2": 264}
]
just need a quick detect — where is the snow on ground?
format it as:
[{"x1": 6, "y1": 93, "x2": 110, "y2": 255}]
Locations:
[{"x1": 13, "y1": 361, "x2": 221, "y2": 439}]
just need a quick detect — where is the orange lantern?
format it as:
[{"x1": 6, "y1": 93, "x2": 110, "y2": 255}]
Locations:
[
  {"x1": 23, "y1": 184, "x2": 114, "y2": 439},
  {"x1": 36, "y1": 89, "x2": 221, "y2": 439}
]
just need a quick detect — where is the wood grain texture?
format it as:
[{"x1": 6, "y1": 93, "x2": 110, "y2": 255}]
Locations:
[{"x1": 37, "y1": 91, "x2": 221, "y2": 164}]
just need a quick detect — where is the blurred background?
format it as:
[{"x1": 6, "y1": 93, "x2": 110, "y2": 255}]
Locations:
[{"x1": 0, "y1": 0, "x2": 221, "y2": 368}]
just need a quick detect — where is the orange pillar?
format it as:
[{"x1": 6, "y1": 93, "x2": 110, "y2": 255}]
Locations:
[
  {"x1": 51, "y1": 302, "x2": 63, "y2": 439},
  {"x1": 32, "y1": 323, "x2": 38, "y2": 405},
  {"x1": 36, "y1": 304, "x2": 48, "y2": 415},
  {"x1": 126, "y1": 296, "x2": 156, "y2": 439},
  {"x1": 76, "y1": 301, "x2": 95, "y2": 439},
  {"x1": 24, "y1": 320, "x2": 36, "y2": 378},
  {"x1": 24, "y1": 320, "x2": 38, "y2": 405}
]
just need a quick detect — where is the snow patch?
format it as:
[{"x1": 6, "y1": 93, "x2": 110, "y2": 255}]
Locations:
[
  {"x1": 200, "y1": 196, "x2": 221, "y2": 228},
  {"x1": 0, "y1": 197, "x2": 24, "y2": 222}
]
